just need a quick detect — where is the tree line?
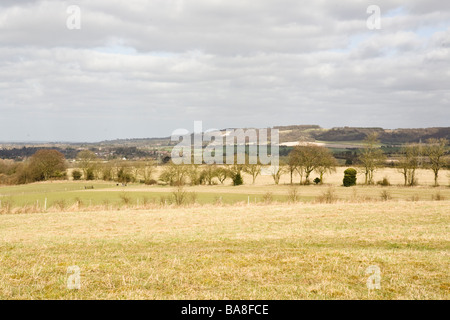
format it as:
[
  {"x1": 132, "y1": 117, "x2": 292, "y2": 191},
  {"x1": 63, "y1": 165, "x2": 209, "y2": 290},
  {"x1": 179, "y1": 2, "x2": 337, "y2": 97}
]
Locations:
[{"x1": 0, "y1": 136, "x2": 448, "y2": 186}]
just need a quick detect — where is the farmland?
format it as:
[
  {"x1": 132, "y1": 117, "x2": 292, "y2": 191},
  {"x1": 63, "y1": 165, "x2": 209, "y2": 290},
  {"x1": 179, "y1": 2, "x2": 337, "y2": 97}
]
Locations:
[
  {"x1": 0, "y1": 201, "x2": 448, "y2": 299},
  {"x1": 0, "y1": 167, "x2": 449, "y2": 299},
  {"x1": 0, "y1": 168, "x2": 448, "y2": 210}
]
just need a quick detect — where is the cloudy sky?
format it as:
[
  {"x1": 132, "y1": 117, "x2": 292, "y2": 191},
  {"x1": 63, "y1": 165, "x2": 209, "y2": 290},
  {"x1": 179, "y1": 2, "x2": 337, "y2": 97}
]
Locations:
[{"x1": 0, "y1": 0, "x2": 449, "y2": 142}]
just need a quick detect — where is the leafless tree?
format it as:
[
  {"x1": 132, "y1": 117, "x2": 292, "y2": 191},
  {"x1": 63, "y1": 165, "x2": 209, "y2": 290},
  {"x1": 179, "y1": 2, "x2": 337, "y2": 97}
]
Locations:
[
  {"x1": 397, "y1": 144, "x2": 421, "y2": 186},
  {"x1": 425, "y1": 138, "x2": 448, "y2": 186},
  {"x1": 358, "y1": 133, "x2": 386, "y2": 185}
]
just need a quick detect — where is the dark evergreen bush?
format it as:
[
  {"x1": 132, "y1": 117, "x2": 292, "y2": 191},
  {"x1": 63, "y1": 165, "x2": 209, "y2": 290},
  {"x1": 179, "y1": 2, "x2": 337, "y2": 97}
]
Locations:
[
  {"x1": 232, "y1": 173, "x2": 243, "y2": 186},
  {"x1": 343, "y1": 168, "x2": 357, "y2": 187}
]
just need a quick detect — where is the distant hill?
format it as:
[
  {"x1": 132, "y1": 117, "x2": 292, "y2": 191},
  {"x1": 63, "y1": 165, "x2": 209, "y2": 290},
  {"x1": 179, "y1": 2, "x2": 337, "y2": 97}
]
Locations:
[
  {"x1": 1, "y1": 126, "x2": 449, "y2": 154},
  {"x1": 94, "y1": 126, "x2": 450, "y2": 146},
  {"x1": 276, "y1": 126, "x2": 450, "y2": 145}
]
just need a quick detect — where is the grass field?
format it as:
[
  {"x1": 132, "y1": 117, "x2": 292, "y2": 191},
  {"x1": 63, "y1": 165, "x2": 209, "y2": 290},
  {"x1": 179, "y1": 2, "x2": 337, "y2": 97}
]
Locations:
[
  {"x1": 0, "y1": 168, "x2": 449, "y2": 211},
  {"x1": 0, "y1": 201, "x2": 448, "y2": 299},
  {"x1": 0, "y1": 167, "x2": 449, "y2": 299}
]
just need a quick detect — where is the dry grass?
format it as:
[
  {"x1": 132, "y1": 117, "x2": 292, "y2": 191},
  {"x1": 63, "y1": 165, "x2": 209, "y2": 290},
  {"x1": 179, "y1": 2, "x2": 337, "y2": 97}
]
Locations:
[{"x1": 0, "y1": 201, "x2": 449, "y2": 300}]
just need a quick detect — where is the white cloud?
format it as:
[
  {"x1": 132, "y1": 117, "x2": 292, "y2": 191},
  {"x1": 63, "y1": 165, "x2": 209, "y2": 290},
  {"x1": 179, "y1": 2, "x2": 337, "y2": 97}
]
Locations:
[{"x1": 0, "y1": 0, "x2": 448, "y2": 141}]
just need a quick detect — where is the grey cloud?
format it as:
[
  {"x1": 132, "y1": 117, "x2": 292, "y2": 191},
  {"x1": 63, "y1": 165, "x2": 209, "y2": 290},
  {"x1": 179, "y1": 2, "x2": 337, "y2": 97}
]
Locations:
[{"x1": 0, "y1": 0, "x2": 449, "y2": 141}]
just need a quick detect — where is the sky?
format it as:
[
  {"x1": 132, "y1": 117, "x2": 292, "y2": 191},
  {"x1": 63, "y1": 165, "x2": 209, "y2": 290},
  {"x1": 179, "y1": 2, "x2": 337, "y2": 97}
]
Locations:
[{"x1": 0, "y1": 0, "x2": 449, "y2": 142}]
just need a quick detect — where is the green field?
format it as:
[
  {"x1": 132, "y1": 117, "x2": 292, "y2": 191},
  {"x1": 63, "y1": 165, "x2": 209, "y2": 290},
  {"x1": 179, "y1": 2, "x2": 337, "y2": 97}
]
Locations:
[
  {"x1": 0, "y1": 177, "x2": 449, "y2": 211},
  {"x1": 0, "y1": 181, "x2": 290, "y2": 209}
]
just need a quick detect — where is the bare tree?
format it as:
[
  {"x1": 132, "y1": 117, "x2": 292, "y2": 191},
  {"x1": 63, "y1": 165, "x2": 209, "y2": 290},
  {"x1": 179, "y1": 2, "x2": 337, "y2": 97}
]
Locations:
[
  {"x1": 425, "y1": 138, "x2": 448, "y2": 186},
  {"x1": 200, "y1": 165, "x2": 218, "y2": 185},
  {"x1": 243, "y1": 160, "x2": 262, "y2": 184},
  {"x1": 397, "y1": 144, "x2": 421, "y2": 186},
  {"x1": 76, "y1": 150, "x2": 98, "y2": 180},
  {"x1": 187, "y1": 164, "x2": 201, "y2": 185},
  {"x1": 295, "y1": 165, "x2": 305, "y2": 185},
  {"x1": 159, "y1": 162, "x2": 189, "y2": 186},
  {"x1": 287, "y1": 152, "x2": 298, "y2": 185},
  {"x1": 132, "y1": 161, "x2": 142, "y2": 182},
  {"x1": 314, "y1": 148, "x2": 337, "y2": 184},
  {"x1": 271, "y1": 165, "x2": 286, "y2": 185},
  {"x1": 142, "y1": 159, "x2": 157, "y2": 184},
  {"x1": 215, "y1": 167, "x2": 228, "y2": 184},
  {"x1": 131, "y1": 160, "x2": 155, "y2": 183},
  {"x1": 290, "y1": 144, "x2": 333, "y2": 185},
  {"x1": 358, "y1": 133, "x2": 386, "y2": 185}
]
